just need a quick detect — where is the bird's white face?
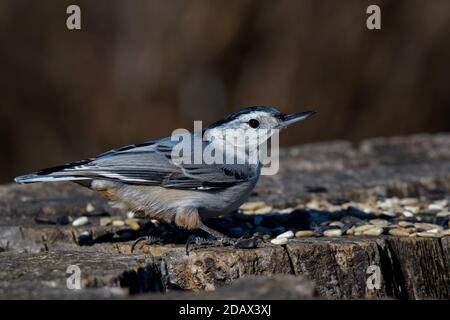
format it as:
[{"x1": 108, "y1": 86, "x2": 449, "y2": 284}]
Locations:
[
  {"x1": 204, "y1": 111, "x2": 281, "y2": 151},
  {"x1": 202, "y1": 107, "x2": 316, "y2": 166}
]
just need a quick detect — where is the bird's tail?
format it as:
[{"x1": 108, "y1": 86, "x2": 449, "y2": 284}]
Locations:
[
  {"x1": 14, "y1": 173, "x2": 89, "y2": 184},
  {"x1": 14, "y1": 159, "x2": 93, "y2": 184}
]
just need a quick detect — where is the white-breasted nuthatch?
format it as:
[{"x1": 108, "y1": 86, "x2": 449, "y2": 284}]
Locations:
[{"x1": 15, "y1": 106, "x2": 316, "y2": 241}]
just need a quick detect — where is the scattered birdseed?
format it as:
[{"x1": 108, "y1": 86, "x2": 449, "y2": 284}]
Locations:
[
  {"x1": 437, "y1": 211, "x2": 450, "y2": 217},
  {"x1": 69, "y1": 196, "x2": 450, "y2": 243},
  {"x1": 270, "y1": 237, "x2": 288, "y2": 245},
  {"x1": 417, "y1": 231, "x2": 441, "y2": 238},
  {"x1": 239, "y1": 201, "x2": 267, "y2": 212},
  {"x1": 377, "y1": 199, "x2": 394, "y2": 211},
  {"x1": 402, "y1": 211, "x2": 414, "y2": 218},
  {"x1": 125, "y1": 219, "x2": 141, "y2": 231},
  {"x1": 414, "y1": 223, "x2": 443, "y2": 231},
  {"x1": 72, "y1": 216, "x2": 89, "y2": 227},
  {"x1": 369, "y1": 219, "x2": 389, "y2": 227},
  {"x1": 86, "y1": 203, "x2": 95, "y2": 213},
  {"x1": 254, "y1": 206, "x2": 273, "y2": 215},
  {"x1": 295, "y1": 230, "x2": 315, "y2": 237},
  {"x1": 398, "y1": 221, "x2": 414, "y2": 227},
  {"x1": 346, "y1": 226, "x2": 356, "y2": 235},
  {"x1": 323, "y1": 229, "x2": 342, "y2": 237},
  {"x1": 400, "y1": 198, "x2": 419, "y2": 206},
  {"x1": 78, "y1": 231, "x2": 92, "y2": 245},
  {"x1": 362, "y1": 227, "x2": 384, "y2": 236},
  {"x1": 276, "y1": 230, "x2": 294, "y2": 239},
  {"x1": 354, "y1": 225, "x2": 373, "y2": 233},
  {"x1": 112, "y1": 220, "x2": 125, "y2": 227},
  {"x1": 278, "y1": 208, "x2": 294, "y2": 214},
  {"x1": 382, "y1": 211, "x2": 397, "y2": 217},
  {"x1": 428, "y1": 204, "x2": 444, "y2": 211},
  {"x1": 388, "y1": 228, "x2": 410, "y2": 237},
  {"x1": 329, "y1": 221, "x2": 344, "y2": 228}
]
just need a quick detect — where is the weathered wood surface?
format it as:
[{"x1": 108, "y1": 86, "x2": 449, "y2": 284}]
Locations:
[
  {"x1": 1, "y1": 134, "x2": 450, "y2": 299},
  {"x1": 257, "y1": 133, "x2": 450, "y2": 206}
]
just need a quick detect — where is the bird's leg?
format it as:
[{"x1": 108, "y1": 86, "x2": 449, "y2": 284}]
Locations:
[
  {"x1": 185, "y1": 231, "x2": 232, "y2": 256},
  {"x1": 174, "y1": 207, "x2": 259, "y2": 255},
  {"x1": 185, "y1": 234, "x2": 212, "y2": 256},
  {"x1": 197, "y1": 221, "x2": 236, "y2": 245},
  {"x1": 174, "y1": 207, "x2": 235, "y2": 254},
  {"x1": 175, "y1": 206, "x2": 235, "y2": 244},
  {"x1": 198, "y1": 222, "x2": 227, "y2": 240},
  {"x1": 197, "y1": 223, "x2": 262, "y2": 250},
  {"x1": 186, "y1": 223, "x2": 260, "y2": 254}
]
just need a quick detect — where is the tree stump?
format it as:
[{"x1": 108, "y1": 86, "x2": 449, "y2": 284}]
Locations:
[{"x1": 1, "y1": 134, "x2": 450, "y2": 299}]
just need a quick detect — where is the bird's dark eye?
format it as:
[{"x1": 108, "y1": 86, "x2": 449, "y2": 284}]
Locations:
[{"x1": 248, "y1": 119, "x2": 260, "y2": 128}]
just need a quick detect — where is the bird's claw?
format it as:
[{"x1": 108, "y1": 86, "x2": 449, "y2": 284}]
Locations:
[
  {"x1": 218, "y1": 236, "x2": 237, "y2": 246},
  {"x1": 131, "y1": 235, "x2": 161, "y2": 253},
  {"x1": 185, "y1": 235, "x2": 260, "y2": 255},
  {"x1": 185, "y1": 235, "x2": 217, "y2": 255}
]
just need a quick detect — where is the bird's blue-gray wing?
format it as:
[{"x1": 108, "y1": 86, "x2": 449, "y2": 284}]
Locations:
[{"x1": 33, "y1": 137, "x2": 256, "y2": 190}]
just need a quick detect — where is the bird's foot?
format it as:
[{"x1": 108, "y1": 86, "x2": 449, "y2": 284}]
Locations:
[
  {"x1": 185, "y1": 234, "x2": 260, "y2": 255},
  {"x1": 185, "y1": 235, "x2": 219, "y2": 255},
  {"x1": 131, "y1": 235, "x2": 161, "y2": 253}
]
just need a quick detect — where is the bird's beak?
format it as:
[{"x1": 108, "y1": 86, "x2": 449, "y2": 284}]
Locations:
[{"x1": 279, "y1": 110, "x2": 317, "y2": 128}]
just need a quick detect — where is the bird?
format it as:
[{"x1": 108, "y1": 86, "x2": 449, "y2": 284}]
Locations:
[{"x1": 15, "y1": 106, "x2": 316, "y2": 247}]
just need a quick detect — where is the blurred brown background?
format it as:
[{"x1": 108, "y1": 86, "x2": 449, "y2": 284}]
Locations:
[{"x1": 0, "y1": 0, "x2": 449, "y2": 183}]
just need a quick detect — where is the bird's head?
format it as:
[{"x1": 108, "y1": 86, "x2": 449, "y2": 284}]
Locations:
[{"x1": 204, "y1": 106, "x2": 316, "y2": 149}]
